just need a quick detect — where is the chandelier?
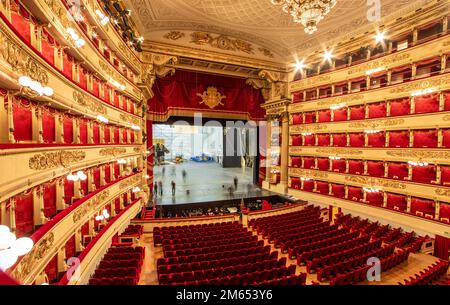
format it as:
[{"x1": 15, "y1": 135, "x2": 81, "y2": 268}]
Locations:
[{"x1": 271, "y1": 0, "x2": 337, "y2": 34}]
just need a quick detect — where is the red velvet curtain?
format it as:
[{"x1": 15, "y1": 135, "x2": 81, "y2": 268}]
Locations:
[
  {"x1": 104, "y1": 165, "x2": 111, "y2": 183},
  {"x1": 303, "y1": 157, "x2": 314, "y2": 169},
  {"x1": 62, "y1": 51, "x2": 73, "y2": 79},
  {"x1": 92, "y1": 77, "x2": 100, "y2": 97},
  {"x1": 64, "y1": 178, "x2": 74, "y2": 204},
  {"x1": 350, "y1": 106, "x2": 365, "y2": 120},
  {"x1": 114, "y1": 163, "x2": 120, "y2": 179},
  {"x1": 13, "y1": 98, "x2": 32, "y2": 142},
  {"x1": 104, "y1": 126, "x2": 111, "y2": 143},
  {"x1": 368, "y1": 102, "x2": 387, "y2": 118},
  {"x1": 349, "y1": 133, "x2": 364, "y2": 147},
  {"x1": 103, "y1": 85, "x2": 110, "y2": 103},
  {"x1": 63, "y1": 115, "x2": 74, "y2": 144},
  {"x1": 389, "y1": 131, "x2": 409, "y2": 148},
  {"x1": 114, "y1": 91, "x2": 120, "y2": 108},
  {"x1": 318, "y1": 134, "x2": 330, "y2": 146},
  {"x1": 304, "y1": 112, "x2": 315, "y2": 123},
  {"x1": 80, "y1": 177, "x2": 88, "y2": 197},
  {"x1": 114, "y1": 198, "x2": 121, "y2": 213},
  {"x1": 318, "y1": 110, "x2": 331, "y2": 122},
  {"x1": 149, "y1": 70, "x2": 266, "y2": 121},
  {"x1": 434, "y1": 235, "x2": 450, "y2": 260},
  {"x1": 390, "y1": 98, "x2": 410, "y2": 116},
  {"x1": 41, "y1": 29, "x2": 55, "y2": 65},
  {"x1": 79, "y1": 68, "x2": 87, "y2": 90},
  {"x1": 45, "y1": 254, "x2": 58, "y2": 283},
  {"x1": 93, "y1": 168, "x2": 101, "y2": 189},
  {"x1": 368, "y1": 132, "x2": 385, "y2": 147},
  {"x1": 42, "y1": 108, "x2": 56, "y2": 143},
  {"x1": 367, "y1": 161, "x2": 385, "y2": 177},
  {"x1": 414, "y1": 94, "x2": 439, "y2": 114},
  {"x1": 92, "y1": 123, "x2": 100, "y2": 144},
  {"x1": 331, "y1": 184, "x2": 345, "y2": 198},
  {"x1": 333, "y1": 108, "x2": 348, "y2": 121},
  {"x1": 386, "y1": 193, "x2": 407, "y2": 212},
  {"x1": 79, "y1": 119, "x2": 88, "y2": 144},
  {"x1": 14, "y1": 191, "x2": 34, "y2": 237},
  {"x1": 130, "y1": 131, "x2": 135, "y2": 143},
  {"x1": 292, "y1": 114, "x2": 302, "y2": 125},
  {"x1": 317, "y1": 158, "x2": 329, "y2": 171},
  {"x1": 332, "y1": 134, "x2": 347, "y2": 147},
  {"x1": 65, "y1": 235, "x2": 76, "y2": 259},
  {"x1": 130, "y1": 101, "x2": 135, "y2": 114},
  {"x1": 413, "y1": 130, "x2": 438, "y2": 148},
  {"x1": 122, "y1": 129, "x2": 128, "y2": 143},
  {"x1": 348, "y1": 160, "x2": 364, "y2": 175},
  {"x1": 43, "y1": 181, "x2": 57, "y2": 219},
  {"x1": 291, "y1": 177, "x2": 300, "y2": 189},
  {"x1": 10, "y1": 1, "x2": 31, "y2": 43},
  {"x1": 387, "y1": 162, "x2": 408, "y2": 180},
  {"x1": 114, "y1": 128, "x2": 120, "y2": 144}
]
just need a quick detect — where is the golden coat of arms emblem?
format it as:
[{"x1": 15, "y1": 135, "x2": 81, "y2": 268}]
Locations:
[{"x1": 197, "y1": 87, "x2": 226, "y2": 109}]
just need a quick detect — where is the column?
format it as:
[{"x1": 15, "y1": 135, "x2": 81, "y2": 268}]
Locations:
[
  {"x1": 57, "y1": 247, "x2": 67, "y2": 273},
  {"x1": 9, "y1": 198, "x2": 16, "y2": 233},
  {"x1": 87, "y1": 121, "x2": 93, "y2": 144},
  {"x1": 0, "y1": 93, "x2": 9, "y2": 142},
  {"x1": 34, "y1": 106, "x2": 43, "y2": 143},
  {"x1": 382, "y1": 192, "x2": 388, "y2": 208},
  {"x1": 56, "y1": 178, "x2": 65, "y2": 211},
  {"x1": 0, "y1": 201, "x2": 6, "y2": 225},
  {"x1": 88, "y1": 169, "x2": 94, "y2": 193},
  {"x1": 435, "y1": 202, "x2": 441, "y2": 221},
  {"x1": 280, "y1": 112, "x2": 289, "y2": 193},
  {"x1": 75, "y1": 229, "x2": 83, "y2": 252},
  {"x1": 56, "y1": 113, "x2": 64, "y2": 143},
  {"x1": 88, "y1": 217, "x2": 95, "y2": 236},
  {"x1": 100, "y1": 165, "x2": 106, "y2": 186},
  {"x1": 406, "y1": 196, "x2": 412, "y2": 213},
  {"x1": 33, "y1": 186, "x2": 45, "y2": 226}
]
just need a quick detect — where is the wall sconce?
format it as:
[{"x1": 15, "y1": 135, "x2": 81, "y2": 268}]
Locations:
[
  {"x1": 364, "y1": 129, "x2": 381, "y2": 134},
  {"x1": 117, "y1": 159, "x2": 127, "y2": 164},
  {"x1": 109, "y1": 78, "x2": 126, "y2": 91},
  {"x1": 131, "y1": 125, "x2": 141, "y2": 131},
  {"x1": 363, "y1": 187, "x2": 380, "y2": 193},
  {"x1": 18, "y1": 76, "x2": 53, "y2": 97},
  {"x1": 96, "y1": 115, "x2": 109, "y2": 124},
  {"x1": 67, "y1": 170, "x2": 87, "y2": 181},
  {"x1": 95, "y1": 209, "x2": 110, "y2": 221},
  {"x1": 132, "y1": 186, "x2": 141, "y2": 193},
  {"x1": 0, "y1": 225, "x2": 33, "y2": 271},
  {"x1": 95, "y1": 9, "x2": 110, "y2": 26},
  {"x1": 300, "y1": 177, "x2": 312, "y2": 181},
  {"x1": 408, "y1": 160, "x2": 429, "y2": 167},
  {"x1": 330, "y1": 103, "x2": 346, "y2": 110},
  {"x1": 329, "y1": 156, "x2": 341, "y2": 160},
  {"x1": 66, "y1": 28, "x2": 86, "y2": 48}
]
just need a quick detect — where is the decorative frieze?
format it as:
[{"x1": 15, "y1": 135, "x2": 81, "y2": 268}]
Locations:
[
  {"x1": 315, "y1": 148, "x2": 364, "y2": 155},
  {"x1": 386, "y1": 150, "x2": 450, "y2": 159},
  {"x1": 99, "y1": 148, "x2": 127, "y2": 157},
  {"x1": 344, "y1": 176, "x2": 406, "y2": 190},
  {"x1": 29, "y1": 151, "x2": 86, "y2": 170},
  {"x1": 73, "y1": 91, "x2": 107, "y2": 115},
  {"x1": 348, "y1": 118, "x2": 405, "y2": 129},
  {"x1": 289, "y1": 168, "x2": 329, "y2": 179}
]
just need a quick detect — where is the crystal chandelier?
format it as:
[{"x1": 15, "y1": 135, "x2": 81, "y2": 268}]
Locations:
[{"x1": 271, "y1": 0, "x2": 337, "y2": 34}]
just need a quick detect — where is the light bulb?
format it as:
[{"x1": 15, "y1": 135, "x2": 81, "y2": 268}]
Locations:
[
  {"x1": 0, "y1": 249, "x2": 18, "y2": 271},
  {"x1": 76, "y1": 171, "x2": 84, "y2": 177},
  {"x1": 42, "y1": 87, "x2": 54, "y2": 97},
  {"x1": 30, "y1": 81, "x2": 42, "y2": 93},
  {"x1": 18, "y1": 76, "x2": 32, "y2": 87},
  {"x1": 0, "y1": 231, "x2": 16, "y2": 250},
  {"x1": 79, "y1": 174, "x2": 87, "y2": 181},
  {"x1": 66, "y1": 28, "x2": 75, "y2": 36},
  {"x1": 375, "y1": 31, "x2": 385, "y2": 43},
  {"x1": 0, "y1": 225, "x2": 10, "y2": 235},
  {"x1": 12, "y1": 237, "x2": 33, "y2": 256}
]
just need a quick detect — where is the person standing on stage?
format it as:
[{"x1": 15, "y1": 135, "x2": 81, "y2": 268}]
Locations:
[
  {"x1": 153, "y1": 182, "x2": 158, "y2": 197},
  {"x1": 233, "y1": 176, "x2": 238, "y2": 190},
  {"x1": 182, "y1": 169, "x2": 187, "y2": 183},
  {"x1": 171, "y1": 180, "x2": 176, "y2": 196},
  {"x1": 158, "y1": 181, "x2": 163, "y2": 196}
]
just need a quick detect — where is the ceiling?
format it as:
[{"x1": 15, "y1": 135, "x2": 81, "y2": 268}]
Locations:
[{"x1": 125, "y1": 0, "x2": 431, "y2": 63}]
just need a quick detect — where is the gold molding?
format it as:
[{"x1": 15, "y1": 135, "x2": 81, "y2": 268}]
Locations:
[
  {"x1": 99, "y1": 148, "x2": 128, "y2": 157},
  {"x1": 197, "y1": 87, "x2": 226, "y2": 109},
  {"x1": 315, "y1": 148, "x2": 364, "y2": 155},
  {"x1": 348, "y1": 118, "x2": 405, "y2": 129},
  {"x1": 289, "y1": 168, "x2": 329, "y2": 179},
  {"x1": 29, "y1": 151, "x2": 86, "y2": 170},
  {"x1": 73, "y1": 91, "x2": 107, "y2": 115},
  {"x1": 344, "y1": 176, "x2": 406, "y2": 190},
  {"x1": 190, "y1": 32, "x2": 254, "y2": 54},
  {"x1": 386, "y1": 150, "x2": 450, "y2": 159},
  {"x1": 164, "y1": 31, "x2": 185, "y2": 41}
]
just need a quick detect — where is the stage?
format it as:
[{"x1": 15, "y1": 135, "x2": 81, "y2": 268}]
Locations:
[{"x1": 150, "y1": 161, "x2": 289, "y2": 216}]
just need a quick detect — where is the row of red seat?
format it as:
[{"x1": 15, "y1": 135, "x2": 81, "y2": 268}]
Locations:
[
  {"x1": 297, "y1": 234, "x2": 371, "y2": 265},
  {"x1": 164, "y1": 240, "x2": 264, "y2": 258},
  {"x1": 120, "y1": 225, "x2": 143, "y2": 237},
  {"x1": 306, "y1": 239, "x2": 383, "y2": 273},
  {"x1": 159, "y1": 265, "x2": 297, "y2": 285},
  {"x1": 248, "y1": 206, "x2": 319, "y2": 228},
  {"x1": 256, "y1": 213, "x2": 323, "y2": 234},
  {"x1": 154, "y1": 221, "x2": 239, "y2": 235},
  {"x1": 162, "y1": 231, "x2": 250, "y2": 245},
  {"x1": 279, "y1": 225, "x2": 350, "y2": 253},
  {"x1": 291, "y1": 231, "x2": 360, "y2": 258},
  {"x1": 400, "y1": 260, "x2": 450, "y2": 285},
  {"x1": 162, "y1": 235, "x2": 255, "y2": 252},
  {"x1": 316, "y1": 243, "x2": 397, "y2": 281},
  {"x1": 330, "y1": 249, "x2": 410, "y2": 285},
  {"x1": 275, "y1": 223, "x2": 339, "y2": 248},
  {"x1": 89, "y1": 246, "x2": 145, "y2": 285},
  {"x1": 158, "y1": 253, "x2": 283, "y2": 275},
  {"x1": 157, "y1": 245, "x2": 273, "y2": 266},
  {"x1": 154, "y1": 226, "x2": 245, "y2": 245},
  {"x1": 265, "y1": 218, "x2": 326, "y2": 239}
]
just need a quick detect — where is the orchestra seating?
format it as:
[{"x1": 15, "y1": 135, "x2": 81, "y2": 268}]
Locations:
[
  {"x1": 249, "y1": 207, "x2": 439, "y2": 285},
  {"x1": 155, "y1": 221, "x2": 306, "y2": 285},
  {"x1": 399, "y1": 260, "x2": 450, "y2": 285},
  {"x1": 88, "y1": 246, "x2": 145, "y2": 285}
]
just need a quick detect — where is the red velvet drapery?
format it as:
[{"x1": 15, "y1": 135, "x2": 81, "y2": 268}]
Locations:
[
  {"x1": 14, "y1": 191, "x2": 34, "y2": 237},
  {"x1": 148, "y1": 70, "x2": 266, "y2": 121},
  {"x1": 43, "y1": 181, "x2": 57, "y2": 219},
  {"x1": 434, "y1": 235, "x2": 450, "y2": 260}
]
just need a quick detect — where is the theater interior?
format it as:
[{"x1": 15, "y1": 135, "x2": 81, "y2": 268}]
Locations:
[{"x1": 0, "y1": 0, "x2": 450, "y2": 287}]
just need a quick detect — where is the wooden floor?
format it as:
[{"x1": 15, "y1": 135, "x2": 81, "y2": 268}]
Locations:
[{"x1": 136, "y1": 227, "x2": 445, "y2": 285}]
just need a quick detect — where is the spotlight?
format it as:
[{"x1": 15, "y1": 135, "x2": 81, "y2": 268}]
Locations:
[
  {"x1": 375, "y1": 31, "x2": 386, "y2": 43},
  {"x1": 323, "y1": 50, "x2": 333, "y2": 61}
]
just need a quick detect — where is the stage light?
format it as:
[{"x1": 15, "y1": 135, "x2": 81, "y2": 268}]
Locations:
[
  {"x1": 0, "y1": 225, "x2": 33, "y2": 271},
  {"x1": 323, "y1": 49, "x2": 333, "y2": 61},
  {"x1": 375, "y1": 31, "x2": 386, "y2": 43},
  {"x1": 293, "y1": 59, "x2": 306, "y2": 72}
]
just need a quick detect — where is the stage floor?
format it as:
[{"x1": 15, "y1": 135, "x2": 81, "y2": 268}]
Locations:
[{"x1": 152, "y1": 161, "x2": 271, "y2": 205}]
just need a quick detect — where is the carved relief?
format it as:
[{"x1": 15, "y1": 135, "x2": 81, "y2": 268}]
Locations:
[
  {"x1": 29, "y1": 151, "x2": 86, "y2": 170},
  {"x1": 348, "y1": 118, "x2": 405, "y2": 129},
  {"x1": 164, "y1": 31, "x2": 185, "y2": 40},
  {"x1": 347, "y1": 53, "x2": 411, "y2": 75},
  {"x1": 73, "y1": 91, "x2": 107, "y2": 115},
  {"x1": 345, "y1": 176, "x2": 406, "y2": 189},
  {"x1": 190, "y1": 32, "x2": 254, "y2": 54},
  {"x1": 389, "y1": 76, "x2": 450, "y2": 94},
  {"x1": 289, "y1": 147, "x2": 303, "y2": 154},
  {"x1": 258, "y1": 47, "x2": 275, "y2": 58},
  {"x1": 289, "y1": 168, "x2": 329, "y2": 179},
  {"x1": 315, "y1": 148, "x2": 363, "y2": 155},
  {"x1": 197, "y1": 87, "x2": 226, "y2": 109},
  {"x1": 119, "y1": 175, "x2": 141, "y2": 189},
  {"x1": 386, "y1": 150, "x2": 450, "y2": 159},
  {"x1": 99, "y1": 148, "x2": 127, "y2": 156},
  {"x1": 291, "y1": 124, "x2": 327, "y2": 133},
  {"x1": 435, "y1": 189, "x2": 450, "y2": 197},
  {"x1": 317, "y1": 94, "x2": 364, "y2": 106},
  {"x1": 119, "y1": 113, "x2": 141, "y2": 125}
]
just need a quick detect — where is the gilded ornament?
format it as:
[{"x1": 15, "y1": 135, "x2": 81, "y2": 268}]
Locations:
[
  {"x1": 348, "y1": 118, "x2": 404, "y2": 129},
  {"x1": 99, "y1": 148, "x2": 127, "y2": 156},
  {"x1": 197, "y1": 87, "x2": 226, "y2": 109},
  {"x1": 29, "y1": 151, "x2": 86, "y2": 170},
  {"x1": 164, "y1": 31, "x2": 185, "y2": 40}
]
